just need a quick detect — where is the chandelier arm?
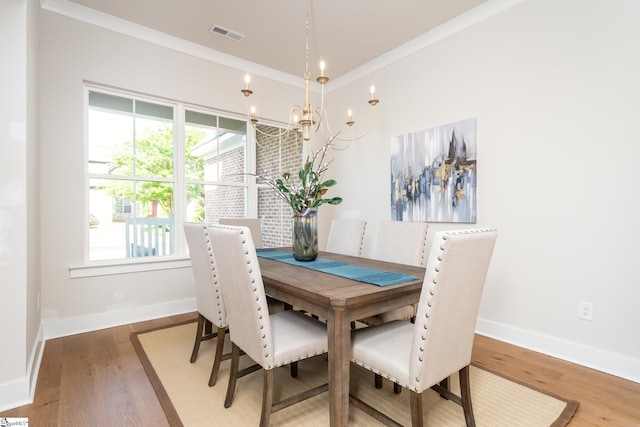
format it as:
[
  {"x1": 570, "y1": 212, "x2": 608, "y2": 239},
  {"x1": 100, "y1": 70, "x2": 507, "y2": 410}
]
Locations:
[
  {"x1": 244, "y1": 96, "x2": 255, "y2": 118},
  {"x1": 252, "y1": 122, "x2": 300, "y2": 147},
  {"x1": 326, "y1": 107, "x2": 377, "y2": 142},
  {"x1": 250, "y1": 102, "x2": 306, "y2": 146},
  {"x1": 327, "y1": 139, "x2": 351, "y2": 151}
]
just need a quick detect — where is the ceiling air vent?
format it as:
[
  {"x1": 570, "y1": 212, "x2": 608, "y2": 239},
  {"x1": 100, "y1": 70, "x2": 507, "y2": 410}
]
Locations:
[{"x1": 208, "y1": 24, "x2": 245, "y2": 41}]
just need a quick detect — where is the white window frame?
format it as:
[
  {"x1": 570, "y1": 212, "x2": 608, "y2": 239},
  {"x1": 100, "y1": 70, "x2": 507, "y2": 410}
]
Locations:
[{"x1": 71, "y1": 84, "x2": 254, "y2": 278}]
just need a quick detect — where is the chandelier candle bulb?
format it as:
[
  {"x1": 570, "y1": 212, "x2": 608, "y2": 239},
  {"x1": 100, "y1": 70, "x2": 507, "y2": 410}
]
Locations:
[
  {"x1": 320, "y1": 59, "x2": 325, "y2": 76},
  {"x1": 370, "y1": 85, "x2": 376, "y2": 100},
  {"x1": 346, "y1": 109, "x2": 354, "y2": 127},
  {"x1": 241, "y1": 74, "x2": 253, "y2": 96}
]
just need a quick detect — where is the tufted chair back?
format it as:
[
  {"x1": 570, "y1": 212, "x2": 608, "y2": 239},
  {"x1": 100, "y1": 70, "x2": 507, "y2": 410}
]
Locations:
[
  {"x1": 184, "y1": 222, "x2": 226, "y2": 329},
  {"x1": 358, "y1": 220, "x2": 429, "y2": 328},
  {"x1": 219, "y1": 218, "x2": 264, "y2": 248},
  {"x1": 208, "y1": 224, "x2": 275, "y2": 369},
  {"x1": 373, "y1": 220, "x2": 428, "y2": 267},
  {"x1": 326, "y1": 219, "x2": 367, "y2": 256},
  {"x1": 409, "y1": 228, "x2": 498, "y2": 392}
]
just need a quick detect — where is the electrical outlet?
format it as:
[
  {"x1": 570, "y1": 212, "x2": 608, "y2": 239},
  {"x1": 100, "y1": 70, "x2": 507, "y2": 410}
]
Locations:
[{"x1": 578, "y1": 301, "x2": 593, "y2": 321}]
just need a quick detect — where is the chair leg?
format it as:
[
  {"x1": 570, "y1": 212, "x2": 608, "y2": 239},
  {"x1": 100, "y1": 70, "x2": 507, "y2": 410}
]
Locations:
[
  {"x1": 208, "y1": 326, "x2": 226, "y2": 387},
  {"x1": 290, "y1": 361, "x2": 298, "y2": 378},
  {"x1": 393, "y1": 382, "x2": 401, "y2": 394},
  {"x1": 224, "y1": 343, "x2": 241, "y2": 408},
  {"x1": 459, "y1": 366, "x2": 476, "y2": 427},
  {"x1": 190, "y1": 314, "x2": 206, "y2": 363},
  {"x1": 409, "y1": 390, "x2": 424, "y2": 427},
  {"x1": 260, "y1": 369, "x2": 275, "y2": 427},
  {"x1": 437, "y1": 376, "x2": 450, "y2": 399},
  {"x1": 204, "y1": 318, "x2": 213, "y2": 335},
  {"x1": 374, "y1": 373, "x2": 382, "y2": 389}
]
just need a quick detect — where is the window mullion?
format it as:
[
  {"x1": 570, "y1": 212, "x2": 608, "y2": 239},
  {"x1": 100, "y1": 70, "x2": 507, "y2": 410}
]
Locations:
[
  {"x1": 247, "y1": 121, "x2": 258, "y2": 218},
  {"x1": 174, "y1": 104, "x2": 187, "y2": 256}
]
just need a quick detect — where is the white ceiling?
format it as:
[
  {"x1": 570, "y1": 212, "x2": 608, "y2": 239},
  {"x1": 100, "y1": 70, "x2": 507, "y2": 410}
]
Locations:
[{"x1": 43, "y1": 0, "x2": 516, "y2": 85}]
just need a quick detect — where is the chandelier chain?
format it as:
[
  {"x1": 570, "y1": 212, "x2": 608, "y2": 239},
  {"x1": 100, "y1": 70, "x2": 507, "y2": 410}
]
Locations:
[{"x1": 304, "y1": 0, "x2": 310, "y2": 78}]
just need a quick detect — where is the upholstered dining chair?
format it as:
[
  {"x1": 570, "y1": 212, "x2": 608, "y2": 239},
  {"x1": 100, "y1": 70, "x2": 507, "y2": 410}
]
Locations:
[
  {"x1": 220, "y1": 217, "x2": 287, "y2": 314},
  {"x1": 184, "y1": 222, "x2": 230, "y2": 387},
  {"x1": 219, "y1": 218, "x2": 264, "y2": 248},
  {"x1": 358, "y1": 220, "x2": 429, "y2": 326},
  {"x1": 326, "y1": 219, "x2": 367, "y2": 256},
  {"x1": 350, "y1": 228, "x2": 498, "y2": 427},
  {"x1": 210, "y1": 224, "x2": 329, "y2": 427}
]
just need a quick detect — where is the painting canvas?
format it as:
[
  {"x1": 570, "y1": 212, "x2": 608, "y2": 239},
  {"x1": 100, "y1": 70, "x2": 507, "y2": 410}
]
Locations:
[{"x1": 390, "y1": 118, "x2": 477, "y2": 223}]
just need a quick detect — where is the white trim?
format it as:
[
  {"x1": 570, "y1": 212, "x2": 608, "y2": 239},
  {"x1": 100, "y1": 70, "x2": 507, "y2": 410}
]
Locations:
[
  {"x1": 0, "y1": 379, "x2": 30, "y2": 413},
  {"x1": 476, "y1": 317, "x2": 640, "y2": 384},
  {"x1": 40, "y1": 0, "x2": 303, "y2": 89},
  {"x1": 0, "y1": 325, "x2": 45, "y2": 412},
  {"x1": 69, "y1": 257, "x2": 191, "y2": 278},
  {"x1": 40, "y1": 0, "x2": 522, "y2": 93},
  {"x1": 27, "y1": 325, "x2": 45, "y2": 403},
  {"x1": 43, "y1": 297, "x2": 196, "y2": 340},
  {"x1": 330, "y1": 0, "x2": 525, "y2": 91},
  {"x1": 1, "y1": 300, "x2": 194, "y2": 410}
]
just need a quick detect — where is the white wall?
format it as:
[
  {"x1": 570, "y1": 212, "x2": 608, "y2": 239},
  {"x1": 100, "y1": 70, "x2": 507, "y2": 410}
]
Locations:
[
  {"x1": 0, "y1": 0, "x2": 42, "y2": 412},
  {"x1": 37, "y1": 9, "x2": 302, "y2": 336},
  {"x1": 325, "y1": 0, "x2": 639, "y2": 381}
]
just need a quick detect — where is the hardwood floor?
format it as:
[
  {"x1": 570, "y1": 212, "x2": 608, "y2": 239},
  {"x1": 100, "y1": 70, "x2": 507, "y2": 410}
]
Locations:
[{"x1": 1, "y1": 312, "x2": 639, "y2": 426}]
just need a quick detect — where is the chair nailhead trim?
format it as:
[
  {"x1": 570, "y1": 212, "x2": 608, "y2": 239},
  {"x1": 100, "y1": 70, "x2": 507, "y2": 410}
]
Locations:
[
  {"x1": 202, "y1": 225, "x2": 227, "y2": 327},
  {"x1": 412, "y1": 228, "x2": 451, "y2": 382}
]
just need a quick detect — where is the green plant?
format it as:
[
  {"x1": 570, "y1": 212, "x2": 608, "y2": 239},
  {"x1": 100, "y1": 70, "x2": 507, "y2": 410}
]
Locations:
[
  {"x1": 101, "y1": 124, "x2": 205, "y2": 216},
  {"x1": 258, "y1": 136, "x2": 343, "y2": 214}
]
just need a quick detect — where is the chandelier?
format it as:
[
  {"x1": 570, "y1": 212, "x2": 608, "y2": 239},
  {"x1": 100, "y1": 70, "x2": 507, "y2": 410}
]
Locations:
[{"x1": 241, "y1": 0, "x2": 379, "y2": 146}]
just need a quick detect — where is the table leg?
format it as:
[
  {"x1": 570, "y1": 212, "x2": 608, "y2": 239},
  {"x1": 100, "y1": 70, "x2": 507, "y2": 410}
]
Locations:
[{"x1": 327, "y1": 307, "x2": 350, "y2": 427}]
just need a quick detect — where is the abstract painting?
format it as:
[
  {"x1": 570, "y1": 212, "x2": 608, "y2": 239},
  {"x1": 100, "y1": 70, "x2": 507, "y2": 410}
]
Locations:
[{"x1": 390, "y1": 118, "x2": 476, "y2": 223}]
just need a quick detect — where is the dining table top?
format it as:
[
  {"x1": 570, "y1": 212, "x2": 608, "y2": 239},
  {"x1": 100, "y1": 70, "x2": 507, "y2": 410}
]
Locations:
[
  {"x1": 256, "y1": 247, "x2": 426, "y2": 427},
  {"x1": 257, "y1": 248, "x2": 426, "y2": 319}
]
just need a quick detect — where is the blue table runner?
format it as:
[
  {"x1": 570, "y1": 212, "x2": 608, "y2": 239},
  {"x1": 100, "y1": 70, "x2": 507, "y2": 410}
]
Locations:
[{"x1": 256, "y1": 249, "x2": 419, "y2": 287}]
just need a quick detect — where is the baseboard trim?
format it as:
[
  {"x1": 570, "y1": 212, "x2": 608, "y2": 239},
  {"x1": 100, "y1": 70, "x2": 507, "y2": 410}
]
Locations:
[
  {"x1": 0, "y1": 324, "x2": 45, "y2": 412},
  {"x1": 476, "y1": 318, "x2": 640, "y2": 383},
  {"x1": 43, "y1": 298, "x2": 196, "y2": 340},
  {"x1": 5, "y1": 302, "x2": 634, "y2": 413},
  {"x1": 0, "y1": 380, "x2": 31, "y2": 413},
  {"x1": 1, "y1": 299, "x2": 196, "y2": 412}
]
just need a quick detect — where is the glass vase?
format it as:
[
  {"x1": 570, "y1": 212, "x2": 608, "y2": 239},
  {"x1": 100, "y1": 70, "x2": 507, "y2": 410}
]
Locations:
[{"x1": 292, "y1": 208, "x2": 318, "y2": 261}]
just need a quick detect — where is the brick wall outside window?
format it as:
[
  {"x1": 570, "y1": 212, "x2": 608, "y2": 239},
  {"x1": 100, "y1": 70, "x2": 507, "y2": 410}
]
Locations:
[
  {"x1": 204, "y1": 146, "x2": 246, "y2": 222},
  {"x1": 201, "y1": 125, "x2": 301, "y2": 247},
  {"x1": 256, "y1": 125, "x2": 302, "y2": 248}
]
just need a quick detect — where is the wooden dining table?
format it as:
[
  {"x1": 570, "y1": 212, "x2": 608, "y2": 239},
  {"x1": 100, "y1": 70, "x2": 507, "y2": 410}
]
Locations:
[{"x1": 257, "y1": 249, "x2": 426, "y2": 427}]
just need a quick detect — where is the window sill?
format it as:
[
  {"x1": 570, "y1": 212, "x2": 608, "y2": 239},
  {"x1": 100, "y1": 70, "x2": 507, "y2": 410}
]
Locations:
[{"x1": 69, "y1": 257, "x2": 191, "y2": 278}]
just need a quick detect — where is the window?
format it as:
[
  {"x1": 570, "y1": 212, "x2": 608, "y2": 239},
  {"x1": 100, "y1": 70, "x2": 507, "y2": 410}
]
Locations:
[
  {"x1": 87, "y1": 87, "x2": 248, "y2": 262},
  {"x1": 86, "y1": 85, "x2": 302, "y2": 265},
  {"x1": 184, "y1": 109, "x2": 248, "y2": 224},
  {"x1": 255, "y1": 124, "x2": 303, "y2": 248}
]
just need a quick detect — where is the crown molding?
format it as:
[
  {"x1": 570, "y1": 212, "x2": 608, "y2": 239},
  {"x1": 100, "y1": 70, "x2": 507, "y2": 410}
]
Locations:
[
  {"x1": 40, "y1": 0, "x2": 522, "y2": 92},
  {"x1": 40, "y1": 0, "x2": 304, "y2": 89},
  {"x1": 330, "y1": 0, "x2": 524, "y2": 91}
]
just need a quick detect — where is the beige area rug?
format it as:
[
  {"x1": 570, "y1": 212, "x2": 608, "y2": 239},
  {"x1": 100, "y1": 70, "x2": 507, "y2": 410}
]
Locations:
[{"x1": 131, "y1": 320, "x2": 578, "y2": 426}]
